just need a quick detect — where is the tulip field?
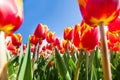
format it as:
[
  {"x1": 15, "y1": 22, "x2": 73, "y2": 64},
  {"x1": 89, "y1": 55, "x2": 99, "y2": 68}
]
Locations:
[{"x1": 0, "y1": 0, "x2": 120, "y2": 80}]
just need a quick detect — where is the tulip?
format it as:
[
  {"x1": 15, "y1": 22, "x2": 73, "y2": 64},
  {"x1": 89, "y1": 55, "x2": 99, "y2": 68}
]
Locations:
[
  {"x1": 54, "y1": 37, "x2": 61, "y2": 46},
  {"x1": 78, "y1": 0, "x2": 120, "y2": 26},
  {"x1": 46, "y1": 43, "x2": 53, "y2": 51},
  {"x1": 0, "y1": 0, "x2": 23, "y2": 79},
  {"x1": 46, "y1": 31, "x2": 56, "y2": 43},
  {"x1": 78, "y1": 1, "x2": 120, "y2": 79},
  {"x1": 30, "y1": 35, "x2": 39, "y2": 45},
  {"x1": 81, "y1": 22, "x2": 99, "y2": 51},
  {"x1": 107, "y1": 31, "x2": 119, "y2": 52},
  {"x1": 73, "y1": 22, "x2": 99, "y2": 80},
  {"x1": 0, "y1": 0, "x2": 24, "y2": 34},
  {"x1": 7, "y1": 40, "x2": 18, "y2": 55},
  {"x1": 108, "y1": 10, "x2": 120, "y2": 33},
  {"x1": 10, "y1": 33, "x2": 22, "y2": 47},
  {"x1": 64, "y1": 27, "x2": 74, "y2": 41},
  {"x1": 42, "y1": 45, "x2": 46, "y2": 51},
  {"x1": 73, "y1": 22, "x2": 99, "y2": 51},
  {"x1": 73, "y1": 24, "x2": 81, "y2": 49},
  {"x1": 34, "y1": 23, "x2": 49, "y2": 40},
  {"x1": 62, "y1": 40, "x2": 71, "y2": 52}
]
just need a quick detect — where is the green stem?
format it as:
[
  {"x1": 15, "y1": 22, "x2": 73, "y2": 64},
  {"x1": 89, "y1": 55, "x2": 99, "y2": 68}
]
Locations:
[
  {"x1": 99, "y1": 22, "x2": 112, "y2": 80},
  {"x1": 74, "y1": 51, "x2": 82, "y2": 80},
  {"x1": 85, "y1": 52, "x2": 89, "y2": 80}
]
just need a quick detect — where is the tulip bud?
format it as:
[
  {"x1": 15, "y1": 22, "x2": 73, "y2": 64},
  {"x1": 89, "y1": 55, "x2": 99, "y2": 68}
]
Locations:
[
  {"x1": 46, "y1": 31, "x2": 56, "y2": 43},
  {"x1": 34, "y1": 23, "x2": 49, "y2": 40},
  {"x1": 64, "y1": 27, "x2": 74, "y2": 41}
]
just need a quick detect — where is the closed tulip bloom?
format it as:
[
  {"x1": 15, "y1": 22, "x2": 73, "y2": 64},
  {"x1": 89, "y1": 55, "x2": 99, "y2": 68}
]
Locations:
[
  {"x1": 73, "y1": 24, "x2": 81, "y2": 49},
  {"x1": 0, "y1": 0, "x2": 24, "y2": 34},
  {"x1": 73, "y1": 21, "x2": 99, "y2": 51},
  {"x1": 64, "y1": 27, "x2": 74, "y2": 41},
  {"x1": 7, "y1": 40, "x2": 18, "y2": 55},
  {"x1": 46, "y1": 31, "x2": 56, "y2": 43},
  {"x1": 7, "y1": 40, "x2": 16, "y2": 52},
  {"x1": 107, "y1": 31, "x2": 119, "y2": 52},
  {"x1": 53, "y1": 37, "x2": 61, "y2": 46},
  {"x1": 11, "y1": 33, "x2": 22, "y2": 47},
  {"x1": 81, "y1": 23, "x2": 99, "y2": 51},
  {"x1": 78, "y1": 0, "x2": 120, "y2": 26},
  {"x1": 62, "y1": 40, "x2": 71, "y2": 51},
  {"x1": 34, "y1": 23, "x2": 49, "y2": 40},
  {"x1": 30, "y1": 35, "x2": 39, "y2": 45}
]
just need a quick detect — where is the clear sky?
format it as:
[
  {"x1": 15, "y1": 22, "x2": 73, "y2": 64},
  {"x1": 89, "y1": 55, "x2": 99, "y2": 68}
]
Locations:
[{"x1": 16, "y1": 0, "x2": 82, "y2": 43}]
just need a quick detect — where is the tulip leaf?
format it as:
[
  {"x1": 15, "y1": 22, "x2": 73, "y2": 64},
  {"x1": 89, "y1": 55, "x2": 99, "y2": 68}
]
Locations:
[
  {"x1": 17, "y1": 39, "x2": 32, "y2": 80},
  {"x1": 8, "y1": 56, "x2": 19, "y2": 80},
  {"x1": 69, "y1": 58, "x2": 76, "y2": 72},
  {"x1": 55, "y1": 48, "x2": 71, "y2": 80}
]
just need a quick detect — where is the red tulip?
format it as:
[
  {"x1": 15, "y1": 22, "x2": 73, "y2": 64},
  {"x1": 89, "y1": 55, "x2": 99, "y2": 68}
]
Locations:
[
  {"x1": 7, "y1": 41, "x2": 16, "y2": 52},
  {"x1": 78, "y1": 0, "x2": 120, "y2": 26},
  {"x1": 7, "y1": 40, "x2": 19, "y2": 55},
  {"x1": 10, "y1": 33, "x2": 22, "y2": 47},
  {"x1": 53, "y1": 37, "x2": 61, "y2": 46},
  {"x1": 73, "y1": 21, "x2": 99, "y2": 51},
  {"x1": 64, "y1": 27, "x2": 74, "y2": 41},
  {"x1": 108, "y1": 10, "x2": 120, "y2": 33},
  {"x1": 34, "y1": 23, "x2": 49, "y2": 40},
  {"x1": 46, "y1": 43, "x2": 53, "y2": 51},
  {"x1": 0, "y1": 0, "x2": 24, "y2": 34},
  {"x1": 57, "y1": 44, "x2": 64, "y2": 54},
  {"x1": 42, "y1": 45, "x2": 46, "y2": 51},
  {"x1": 46, "y1": 31, "x2": 56, "y2": 43},
  {"x1": 81, "y1": 22, "x2": 99, "y2": 51}
]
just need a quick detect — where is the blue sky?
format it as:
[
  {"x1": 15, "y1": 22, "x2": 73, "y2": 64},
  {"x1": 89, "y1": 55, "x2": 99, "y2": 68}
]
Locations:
[{"x1": 16, "y1": 0, "x2": 82, "y2": 43}]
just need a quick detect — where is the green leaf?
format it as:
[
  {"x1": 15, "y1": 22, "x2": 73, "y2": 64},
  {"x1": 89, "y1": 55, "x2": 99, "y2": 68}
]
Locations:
[
  {"x1": 17, "y1": 39, "x2": 32, "y2": 80},
  {"x1": 8, "y1": 56, "x2": 19, "y2": 80},
  {"x1": 63, "y1": 52, "x2": 71, "y2": 76},
  {"x1": 55, "y1": 48, "x2": 71, "y2": 80},
  {"x1": 71, "y1": 52, "x2": 76, "y2": 63},
  {"x1": 69, "y1": 58, "x2": 76, "y2": 72}
]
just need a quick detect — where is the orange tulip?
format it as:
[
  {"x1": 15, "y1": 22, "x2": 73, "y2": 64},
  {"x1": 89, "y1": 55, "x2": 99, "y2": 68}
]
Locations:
[
  {"x1": 73, "y1": 24, "x2": 81, "y2": 49},
  {"x1": 34, "y1": 23, "x2": 49, "y2": 40},
  {"x1": 10, "y1": 33, "x2": 22, "y2": 47},
  {"x1": 30, "y1": 35, "x2": 39, "y2": 45},
  {"x1": 0, "y1": 0, "x2": 24, "y2": 34},
  {"x1": 46, "y1": 31, "x2": 56, "y2": 43},
  {"x1": 106, "y1": 31, "x2": 119, "y2": 52},
  {"x1": 62, "y1": 40, "x2": 71, "y2": 51},
  {"x1": 78, "y1": 0, "x2": 120, "y2": 26},
  {"x1": 64, "y1": 27, "x2": 74, "y2": 41}
]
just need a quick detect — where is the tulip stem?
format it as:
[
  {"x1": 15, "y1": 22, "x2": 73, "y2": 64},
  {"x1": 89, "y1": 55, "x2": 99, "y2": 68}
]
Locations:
[
  {"x1": 0, "y1": 31, "x2": 8, "y2": 80},
  {"x1": 99, "y1": 22, "x2": 112, "y2": 80},
  {"x1": 85, "y1": 52, "x2": 89, "y2": 80},
  {"x1": 74, "y1": 50, "x2": 82, "y2": 80}
]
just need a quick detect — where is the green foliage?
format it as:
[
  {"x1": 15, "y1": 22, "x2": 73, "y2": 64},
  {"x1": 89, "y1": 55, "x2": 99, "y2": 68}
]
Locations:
[
  {"x1": 7, "y1": 46, "x2": 120, "y2": 80},
  {"x1": 17, "y1": 39, "x2": 32, "y2": 80}
]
